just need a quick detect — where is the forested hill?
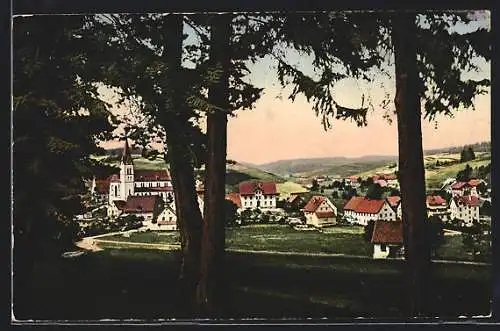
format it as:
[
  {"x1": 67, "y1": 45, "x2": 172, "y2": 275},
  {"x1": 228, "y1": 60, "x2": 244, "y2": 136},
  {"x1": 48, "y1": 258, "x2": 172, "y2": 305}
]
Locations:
[{"x1": 424, "y1": 141, "x2": 490, "y2": 155}]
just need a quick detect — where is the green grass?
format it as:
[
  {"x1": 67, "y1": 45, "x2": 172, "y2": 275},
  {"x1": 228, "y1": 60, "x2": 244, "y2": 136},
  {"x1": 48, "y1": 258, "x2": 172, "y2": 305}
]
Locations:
[
  {"x1": 96, "y1": 224, "x2": 490, "y2": 263},
  {"x1": 426, "y1": 159, "x2": 491, "y2": 189},
  {"x1": 276, "y1": 181, "x2": 308, "y2": 196},
  {"x1": 98, "y1": 225, "x2": 371, "y2": 256},
  {"x1": 14, "y1": 247, "x2": 491, "y2": 320},
  {"x1": 437, "y1": 234, "x2": 474, "y2": 262}
]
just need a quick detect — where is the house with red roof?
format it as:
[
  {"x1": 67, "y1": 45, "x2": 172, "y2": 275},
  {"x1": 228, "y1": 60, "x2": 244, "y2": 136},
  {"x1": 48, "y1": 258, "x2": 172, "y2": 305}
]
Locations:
[
  {"x1": 303, "y1": 196, "x2": 337, "y2": 228},
  {"x1": 343, "y1": 196, "x2": 397, "y2": 226},
  {"x1": 450, "y1": 195, "x2": 480, "y2": 227},
  {"x1": 371, "y1": 220, "x2": 404, "y2": 259},
  {"x1": 238, "y1": 181, "x2": 279, "y2": 210},
  {"x1": 450, "y1": 179, "x2": 480, "y2": 198},
  {"x1": 426, "y1": 195, "x2": 451, "y2": 221}
]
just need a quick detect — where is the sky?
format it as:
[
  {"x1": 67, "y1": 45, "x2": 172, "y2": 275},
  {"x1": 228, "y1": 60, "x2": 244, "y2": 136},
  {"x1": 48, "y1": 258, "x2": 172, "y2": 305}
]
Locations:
[{"x1": 100, "y1": 11, "x2": 491, "y2": 165}]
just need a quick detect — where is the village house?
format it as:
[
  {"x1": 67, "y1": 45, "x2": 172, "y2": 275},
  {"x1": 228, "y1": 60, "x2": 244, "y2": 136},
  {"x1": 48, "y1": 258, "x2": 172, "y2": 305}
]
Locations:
[
  {"x1": 302, "y1": 195, "x2": 337, "y2": 228},
  {"x1": 371, "y1": 220, "x2": 404, "y2": 259},
  {"x1": 150, "y1": 205, "x2": 177, "y2": 231},
  {"x1": 450, "y1": 195, "x2": 480, "y2": 227},
  {"x1": 346, "y1": 176, "x2": 361, "y2": 188},
  {"x1": 343, "y1": 196, "x2": 397, "y2": 226},
  {"x1": 238, "y1": 182, "x2": 279, "y2": 210},
  {"x1": 120, "y1": 195, "x2": 163, "y2": 223},
  {"x1": 450, "y1": 179, "x2": 481, "y2": 197},
  {"x1": 426, "y1": 195, "x2": 451, "y2": 221},
  {"x1": 386, "y1": 196, "x2": 402, "y2": 220}
]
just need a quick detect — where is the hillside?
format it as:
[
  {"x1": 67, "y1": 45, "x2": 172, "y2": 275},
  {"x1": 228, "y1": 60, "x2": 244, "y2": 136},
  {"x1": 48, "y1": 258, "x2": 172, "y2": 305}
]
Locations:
[
  {"x1": 256, "y1": 155, "x2": 398, "y2": 177},
  {"x1": 352, "y1": 152, "x2": 491, "y2": 190},
  {"x1": 94, "y1": 154, "x2": 286, "y2": 192}
]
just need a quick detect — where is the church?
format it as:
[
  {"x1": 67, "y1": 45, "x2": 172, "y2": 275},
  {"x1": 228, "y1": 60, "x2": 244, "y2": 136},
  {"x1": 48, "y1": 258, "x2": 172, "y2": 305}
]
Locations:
[{"x1": 91, "y1": 139, "x2": 204, "y2": 230}]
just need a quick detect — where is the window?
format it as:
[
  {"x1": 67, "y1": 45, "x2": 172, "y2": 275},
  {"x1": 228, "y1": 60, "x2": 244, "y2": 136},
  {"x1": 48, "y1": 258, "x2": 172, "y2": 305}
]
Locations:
[{"x1": 381, "y1": 244, "x2": 387, "y2": 251}]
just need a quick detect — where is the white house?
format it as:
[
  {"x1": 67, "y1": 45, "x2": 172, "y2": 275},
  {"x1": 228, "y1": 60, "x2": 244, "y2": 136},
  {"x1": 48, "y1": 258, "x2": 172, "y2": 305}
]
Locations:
[
  {"x1": 343, "y1": 196, "x2": 397, "y2": 226},
  {"x1": 426, "y1": 195, "x2": 451, "y2": 221},
  {"x1": 450, "y1": 180, "x2": 480, "y2": 198},
  {"x1": 371, "y1": 220, "x2": 404, "y2": 259},
  {"x1": 147, "y1": 205, "x2": 177, "y2": 231},
  {"x1": 386, "y1": 196, "x2": 401, "y2": 219},
  {"x1": 450, "y1": 195, "x2": 480, "y2": 227},
  {"x1": 303, "y1": 195, "x2": 337, "y2": 228},
  {"x1": 239, "y1": 182, "x2": 279, "y2": 210}
]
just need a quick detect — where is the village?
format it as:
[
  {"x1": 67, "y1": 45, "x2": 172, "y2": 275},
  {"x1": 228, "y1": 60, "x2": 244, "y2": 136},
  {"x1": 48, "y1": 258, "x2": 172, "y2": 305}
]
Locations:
[{"x1": 77, "y1": 139, "x2": 492, "y2": 261}]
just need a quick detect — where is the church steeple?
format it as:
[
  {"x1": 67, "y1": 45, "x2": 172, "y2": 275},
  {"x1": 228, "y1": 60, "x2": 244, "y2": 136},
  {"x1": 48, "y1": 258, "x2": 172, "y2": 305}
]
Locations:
[{"x1": 121, "y1": 138, "x2": 134, "y2": 165}]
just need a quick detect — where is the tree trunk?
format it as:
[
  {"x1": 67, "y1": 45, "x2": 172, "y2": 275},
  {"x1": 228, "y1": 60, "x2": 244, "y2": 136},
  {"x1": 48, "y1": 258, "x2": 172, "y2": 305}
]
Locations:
[
  {"x1": 162, "y1": 14, "x2": 203, "y2": 315},
  {"x1": 392, "y1": 13, "x2": 431, "y2": 317},
  {"x1": 196, "y1": 14, "x2": 232, "y2": 315}
]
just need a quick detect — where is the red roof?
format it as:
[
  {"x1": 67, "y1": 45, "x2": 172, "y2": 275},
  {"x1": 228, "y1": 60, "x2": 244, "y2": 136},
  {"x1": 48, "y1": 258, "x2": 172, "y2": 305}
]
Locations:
[
  {"x1": 451, "y1": 181, "x2": 467, "y2": 190},
  {"x1": 239, "y1": 182, "x2": 278, "y2": 196},
  {"x1": 468, "y1": 179, "x2": 481, "y2": 187},
  {"x1": 344, "y1": 196, "x2": 386, "y2": 214},
  {"x1": 343, "y1": 196, "x2": 364, "y2": 211},
  {"x1": 315, "y1": 211, "x2": 336, "y2": 218},
  {"x1": 113, "y1": 200, "x2": 126, "y2": 209},
  {"x1": 135, "y1": 170, "x2": 171, "y2": 182},
  {"x1": 426, "y1": 195, "x2": 447, "y2": 206},
  {"x1": 225, "y1": 193, "x2": 242, "y2": 208},
  {"x1": 371, "y1": 220, "x2": 403, "y2": 244},
  {"x1": 454, "y1": 195, "x2": 480, "y2": 207},
  {"x1": 122, "y1": 195, "x2": 160, "y2": 214},
  {"x1": 304, "y1": 196, "x2": 326, "y2": 212},
  {"x1": 384, "y1": 174, "x2": 397, "y2": 180},
  {"x1": 386, "y1": 196, "x2": 401, "y2": 208},
  {"x1": 95, "y1": 179, "x2": 110, "y2": 194}
]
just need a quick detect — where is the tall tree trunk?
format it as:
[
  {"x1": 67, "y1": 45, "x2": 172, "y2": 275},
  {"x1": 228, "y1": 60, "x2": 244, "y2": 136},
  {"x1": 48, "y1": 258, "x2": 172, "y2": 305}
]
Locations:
[
  {"x1": 392, "y1": 13, "x2": 431, "y2": 317},
  {"x1": 162, "y1": 14, "x2": 203, "y2": 315},
  {"x1": 196, "y1": 14, "x2": 232, "y2": 315}
]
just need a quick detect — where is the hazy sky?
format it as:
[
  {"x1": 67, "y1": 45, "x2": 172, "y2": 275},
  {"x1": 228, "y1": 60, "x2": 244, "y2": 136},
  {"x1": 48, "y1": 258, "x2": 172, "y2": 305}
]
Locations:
[{"x1": 100, "y1": 12, "x2": 491, "y2": 165}]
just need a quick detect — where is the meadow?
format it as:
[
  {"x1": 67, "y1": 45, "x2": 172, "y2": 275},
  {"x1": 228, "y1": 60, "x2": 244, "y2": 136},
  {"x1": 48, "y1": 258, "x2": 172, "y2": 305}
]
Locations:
[{"x1": 97, "y1": 224, "x2": 484, "y2": 262}]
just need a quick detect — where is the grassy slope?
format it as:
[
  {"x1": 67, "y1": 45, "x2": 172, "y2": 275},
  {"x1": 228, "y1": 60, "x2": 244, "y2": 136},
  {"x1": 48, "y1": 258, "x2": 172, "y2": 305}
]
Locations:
[
  {"x1": 16, "y1": 246, "x2": 491, "y2": 319},
  {"x1": 276, "y1": 181, "x2": 308, "y2": 196},
  {"x1": 426, "y1": 159, "x2": 491, "y2": 189},
  {"x1": 352, "y1": 152, "x2": 491, "y2": 190}
]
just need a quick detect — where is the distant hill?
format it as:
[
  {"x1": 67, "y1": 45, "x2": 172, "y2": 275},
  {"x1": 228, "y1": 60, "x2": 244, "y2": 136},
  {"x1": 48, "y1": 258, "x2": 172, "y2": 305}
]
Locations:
[{"x1": 254, "y1": 155, "x2": 397, "y2": 177}]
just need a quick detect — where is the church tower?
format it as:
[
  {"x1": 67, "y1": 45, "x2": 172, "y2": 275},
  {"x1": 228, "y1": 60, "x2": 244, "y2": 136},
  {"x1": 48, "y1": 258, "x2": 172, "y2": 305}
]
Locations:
[{"x1": 119, "y1": 138, "x2": 135, "y2": 201}]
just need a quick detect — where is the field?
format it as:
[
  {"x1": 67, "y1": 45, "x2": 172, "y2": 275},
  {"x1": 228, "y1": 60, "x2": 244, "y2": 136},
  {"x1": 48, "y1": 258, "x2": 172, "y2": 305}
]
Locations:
[
  {"x1": 425, "y1": 159, "x2": 491, "y2": 189},
  {"x1": 96, "y1": 225, "x2": 486, "y2": 262},
  {"x1": 276, "y1": 181, "x2": 308, "y2": 196},
  {"x1": 14, "y1": 246, "x2": 491, "y2": 320},
  {"x1": 99, "y1": 224, "x2": 371, "y2": 256},
  {"x1": 352, "y1": 152, "x2": 491, "y2": 190}
]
